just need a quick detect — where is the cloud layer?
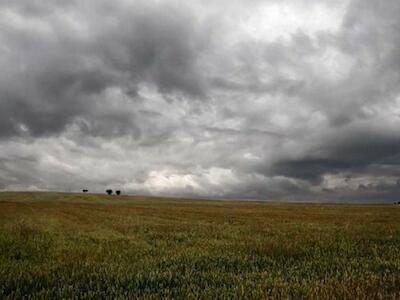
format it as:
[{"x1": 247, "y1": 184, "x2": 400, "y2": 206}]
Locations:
[{"x1": 1, "y1": 0, "x2": 400, "y2": 201}]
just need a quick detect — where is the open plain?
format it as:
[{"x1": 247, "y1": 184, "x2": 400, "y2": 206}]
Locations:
[{"x1": 0, "y1": 192, "x2": 399, "y2": 299}]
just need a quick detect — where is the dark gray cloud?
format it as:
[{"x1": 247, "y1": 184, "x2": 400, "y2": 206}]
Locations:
[
  {"x1": 0, "y1": 0, "x2": 207, "y2": 138},
  {"x1": 1, "y1": 0, "x2": 400, "y2": 202}
]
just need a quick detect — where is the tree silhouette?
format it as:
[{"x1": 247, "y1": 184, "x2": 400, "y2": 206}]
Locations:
[
  {"x1": 116, "y1": 190, "x2": 121, "y2": 195},
  {"x1": 106, "y1": 189, "x2": 113, "y2": 195}
]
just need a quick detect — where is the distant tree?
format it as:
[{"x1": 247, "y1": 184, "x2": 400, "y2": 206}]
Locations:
[
  {"x1": 82, "y1": 189, "x2": 88, "y2": 193},
  {"x1": 116, "y1": 190, "x2": 121, "y2": 195},
  {"x1": 106, "y1": 189, "x2": 113, "y2": 195}
]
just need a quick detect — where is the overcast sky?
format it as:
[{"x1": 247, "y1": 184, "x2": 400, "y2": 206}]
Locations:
[{"x1": 1, "y1": 0, "x2": 400, "y2": 201}]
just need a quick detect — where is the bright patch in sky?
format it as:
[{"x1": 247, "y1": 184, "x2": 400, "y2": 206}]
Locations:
[{"x1": 240, "y1": 2, "x2": 349, "y2": 42}]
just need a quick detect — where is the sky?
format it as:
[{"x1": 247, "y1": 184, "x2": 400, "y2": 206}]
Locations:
[{"x1": 1, "y1": 0, "x2": 400, "y2": 202}]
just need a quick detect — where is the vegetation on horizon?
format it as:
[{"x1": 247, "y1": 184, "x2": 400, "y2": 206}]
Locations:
[{"x1": 0, "y1": 192, "x2": 399, "y2": 299}]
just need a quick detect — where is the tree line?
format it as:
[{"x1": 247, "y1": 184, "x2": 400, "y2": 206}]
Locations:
[{"x1": 82, "y1": 189, "x2": 122, "y2": 195}]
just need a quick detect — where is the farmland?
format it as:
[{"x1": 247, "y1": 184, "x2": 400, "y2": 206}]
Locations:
[{"x1": 0, "y1": 192, "x2": 399, "y2": 299}]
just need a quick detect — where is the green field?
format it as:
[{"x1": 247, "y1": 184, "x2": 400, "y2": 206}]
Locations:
[{"x1": 0, "y1": 192, "x2": 399, "y2": 299}]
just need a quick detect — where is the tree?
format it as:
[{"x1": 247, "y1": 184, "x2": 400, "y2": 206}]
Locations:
[
  {"x1": 106, "y1": 189, "x2": 113, "y2": 195},
  {"x1": 116, "y1": 190, "x2": 121, "y2": 195},
  {"x1": 82, "y1": 189, "x2": 88, "y2": 193}
]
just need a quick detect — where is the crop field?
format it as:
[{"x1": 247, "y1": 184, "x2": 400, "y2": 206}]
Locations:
[{"x1": 0, "y1": 192, "x2": 399, "y2": 299}]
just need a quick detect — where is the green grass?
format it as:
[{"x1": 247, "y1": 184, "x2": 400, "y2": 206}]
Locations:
[{"x1": 1, "y1": 192, "x2": 399, "y2": 299}]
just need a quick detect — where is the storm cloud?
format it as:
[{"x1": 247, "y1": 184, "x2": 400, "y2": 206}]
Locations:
[{"x1": 1, "y1": 0, "x2": 400, "y2": 202}]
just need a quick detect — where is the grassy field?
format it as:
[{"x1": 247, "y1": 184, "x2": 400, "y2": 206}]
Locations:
[{"x1": 0, "y1": 192, "x2": 399, "y2": 299}]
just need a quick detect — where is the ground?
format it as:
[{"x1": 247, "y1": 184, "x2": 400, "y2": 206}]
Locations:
[{"x1": 0, "y1": 192, "x2": 399, "y2": 299}]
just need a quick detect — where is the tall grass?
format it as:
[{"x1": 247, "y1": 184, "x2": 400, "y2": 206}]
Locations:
[{"x1": 0, "y1": 192, "x2": 399, "y2": 298}]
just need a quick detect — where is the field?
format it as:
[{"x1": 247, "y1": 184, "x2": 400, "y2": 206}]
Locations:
[{"x1": 0, "y1": 192, "x2": 399, "y2": 299}]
